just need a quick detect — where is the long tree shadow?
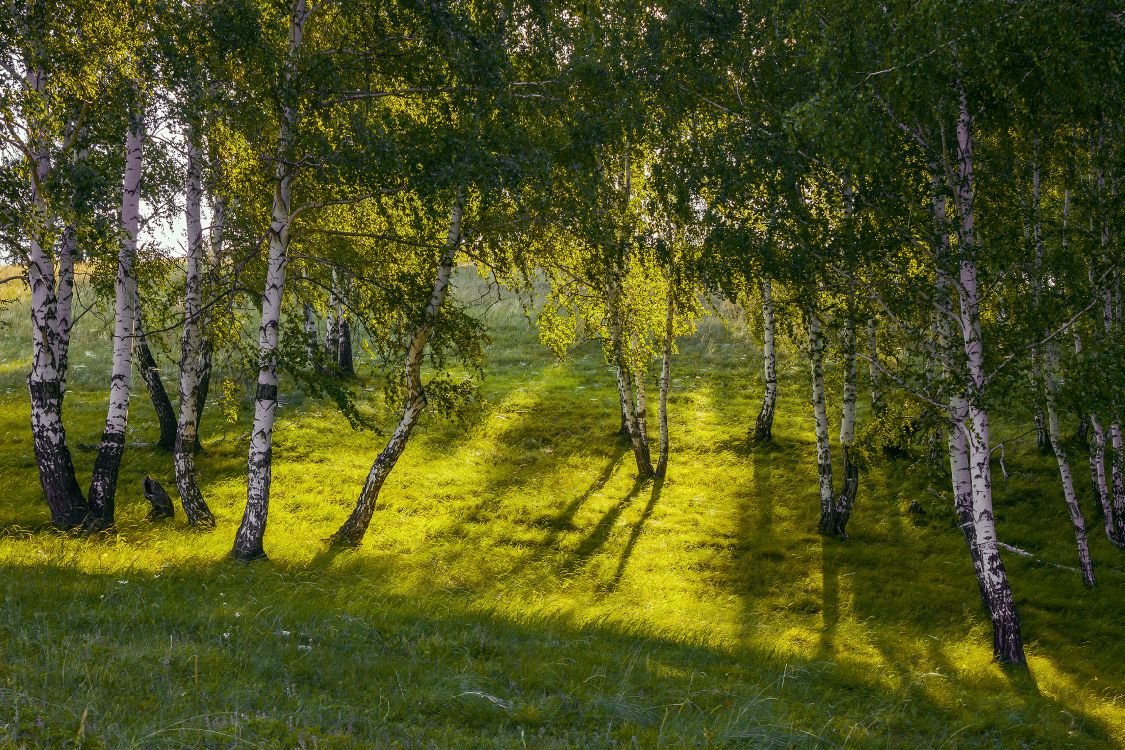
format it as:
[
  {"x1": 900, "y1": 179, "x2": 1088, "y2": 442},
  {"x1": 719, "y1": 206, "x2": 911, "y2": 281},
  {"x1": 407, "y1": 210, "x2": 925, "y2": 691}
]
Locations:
[
  {"x1": 557, "y1": 478, "x2": 646, "y2": 581},
  {"x1": 605, "y1": 476, "x2": 664, "y2": 593}
]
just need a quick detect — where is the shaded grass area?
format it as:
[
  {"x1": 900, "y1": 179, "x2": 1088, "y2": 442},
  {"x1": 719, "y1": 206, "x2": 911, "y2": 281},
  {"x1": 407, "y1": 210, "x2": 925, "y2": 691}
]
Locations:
[{"x1": 0, "y1": 274, "x2": 1123, "y2": 747}]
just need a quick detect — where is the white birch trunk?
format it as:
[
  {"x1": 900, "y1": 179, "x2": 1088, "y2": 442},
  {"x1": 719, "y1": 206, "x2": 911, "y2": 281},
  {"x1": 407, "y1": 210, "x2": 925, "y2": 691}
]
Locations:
[
  {"x1": 606, "y1": 276, "x2": 654, "y2": 477},
  {"x1": 867, "y1": 318, "x2": 883, "y2": 415},
  {"x1": 331, "y1": 195, "x2": 463, "y2": 546},
  {"x1": 834, "y1": 311, "x2": 859, "y2": 536},
  {"x1": 932, "y1": 171, "x2": 989, "y2": 605},
  {"x1": 55, "y1": 223, "x2": 76, "y2": 396},
  {"x1": 175, "y1": 136, "x2": 215, "y2": 527},
  {"x1": 24, "y1": 64, "x2": 85, "y2": 525},
  {"x1": 233, "y1": 0, "x2": 306, "y2": 559},
  {"x1": 754, "y1": 278, "x2": 777, "y2": 441},
  {"x1": 808, "y1": 305, "x2": 834, "y2": 533},
  {"x1": 655, "y1": 281, "x2": 673, "y2": 477},
  {"x1": 1042, "y1": 344, "x2": 1095, "y2": 585},
  {"x1": 952, "y1": 90, "x2": 1024, "y2": 664},
  {"x1": 86, "y1": 100, "x2": 144, "y2": 530}
]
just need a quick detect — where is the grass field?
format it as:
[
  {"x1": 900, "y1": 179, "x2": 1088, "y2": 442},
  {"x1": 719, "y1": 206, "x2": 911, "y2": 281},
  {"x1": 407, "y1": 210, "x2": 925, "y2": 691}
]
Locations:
[{"x1": 0, "y1": 271, "x2": 1123, "y2": 748}]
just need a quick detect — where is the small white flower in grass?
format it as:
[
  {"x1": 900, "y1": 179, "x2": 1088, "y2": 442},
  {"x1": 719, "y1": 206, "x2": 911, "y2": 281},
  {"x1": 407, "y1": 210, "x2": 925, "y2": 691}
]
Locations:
[
  {"x1": 298, "y1": 644, "x2": 312, "y2": 652},
  {"x1": 222, "y1": 632, "x2": 230, "y2": 639},
  {"x1": 277, "y1": 630, "x2": 292, "y2": 638},
  {"x1": 234, "y1": 612, "x2": 241, "y2": 618},
  {"x1": 116, "y1": 580, "x2": 128, "y2": 585}
]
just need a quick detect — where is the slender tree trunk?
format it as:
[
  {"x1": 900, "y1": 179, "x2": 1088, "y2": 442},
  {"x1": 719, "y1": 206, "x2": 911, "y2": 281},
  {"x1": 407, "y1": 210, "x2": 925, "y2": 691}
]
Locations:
[
  {"x1": 194, "y1": 195, "x2": 225, "y2": 452},
  {"x1": 655, "y1": 282, "x2": 673, "y2": 477},
  {"x1": 336, "y1": 287, "x2": 354, "y2": 375},
  {"x1": 175, "y1": 136, "x2": 215, "y2": 527},
  {"x1": 634, "y1": 344, "x2": 651, "y2": 457},
  {"x1": 932, "y1": 172, "x2": 990, "y2": 611},
  {"x1": 86, "y1": 101, "x2": 144, "y2": 531},
  {"x1": 1109, "y1": 424, "x2": 1125, "y2": 544},
  {"x1": 134, "y1": 310, "x2": 177, "y2": 450},
  {"x1": 867, "y1": 317, "x2": 883, "y2": 416},
  {"x1": 331, "y1": 195, "x2": 463, "y2": 546},
  {"x1": 834, "y1": 312, "x2": 859, "y2": 537},
  {"x1": 951, "y1": 91, "x2": 1025, "y2": 665},
  {"x1": 1041, "y1": 345, "x2": 1095, "y2": 585},
  {"x1": 808, "y1": 306, "x2": 834, "y2": 534},
  {"x1": 232, "y1": 0, "x2": 306, "y2": 560},
  {"x1": 755, "y1": 278, "x2": 777, "y2": 441},
  {"x1": 25, "y1": 64, "x2": 85, "y2": 526},
  {"x1": 55, "y1": 223, "x2": 76, "y2": 398},
  {"x1": 303, "y1": 301, "x2": 318, "y2": 364},
  {"x1": 607, "y1": 277, "x2": 654, "y2": 478}
]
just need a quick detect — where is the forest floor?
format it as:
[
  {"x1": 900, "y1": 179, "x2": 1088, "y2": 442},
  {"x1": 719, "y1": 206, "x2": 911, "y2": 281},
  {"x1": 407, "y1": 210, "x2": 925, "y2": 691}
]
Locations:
[{"x1": 0, "y1": 271, "x2": 1123, "y2": 748}]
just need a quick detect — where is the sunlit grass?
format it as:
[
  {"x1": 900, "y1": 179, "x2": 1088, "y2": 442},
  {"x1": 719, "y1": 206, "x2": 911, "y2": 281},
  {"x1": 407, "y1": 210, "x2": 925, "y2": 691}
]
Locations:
[{"x1": 0, "y1": 270, "x2": 1122, "y2": 747}]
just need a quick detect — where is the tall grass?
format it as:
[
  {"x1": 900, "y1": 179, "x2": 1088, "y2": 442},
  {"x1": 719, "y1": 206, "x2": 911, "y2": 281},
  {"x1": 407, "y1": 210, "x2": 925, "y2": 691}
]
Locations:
[{"x1": 0, "y1": 269, "x2": 1121, "y2": 748}]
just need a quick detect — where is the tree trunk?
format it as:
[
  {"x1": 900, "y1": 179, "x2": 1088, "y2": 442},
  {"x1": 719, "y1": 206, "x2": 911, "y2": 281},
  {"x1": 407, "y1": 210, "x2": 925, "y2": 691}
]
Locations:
[
  {"x1": 932, "y1": 171, "x2": 990, "y2": 613},
  {"x1": 808, "y1": 306, "x2": 834, "y2": 534},
  {"x1": 232, "y1": 0, "x2": 306, "y2": 560},
  {"x1": 86, "y1": 100, "x2": 144, "y2": 531},
  {"x1": 867, "y1": 317, "x2": 884, "y2": 416},
  {"x1": 951, "y1": 91, "x2": 1025, "y2": 665},
  {"x1": 55, "y1": 223, "x2": 76, "y2": 398},
  {"x1": 134, "y1": 310, "x2": 178, "y2": 451},
  {"x1": 655, "y1": 281, "x2": 673, "y2": 477},
  {"x1": 175, "y1": 136, "x2": 216, "y2": 528},
  {"x1": 25, "y1": 64, "x2": 85, "y2": 526},
  {"x1": 834, "y1": 313, "x2": 859, "y2": 537},
  {"x1": 754, "y1": 278, "x2": 777, "y2": 441},
  {"x1": 303, "y1": 301, "x2": 318, "y2": 364},
  {"x1": 331, "y1": 195, "x2": 463, "y2": 546},
  {"x1": 1109, "y1": 424, "x2": 1125, "y2": 544},
  {"x1": 336, "y1": 292, "x2": 354, "y2": 375},
  {"x1": 1042, "y1": 345, "x2": 1095, "y2": 585},
  {"x1": 607, "y1": 277, "x2": 654, "y2": 478}
]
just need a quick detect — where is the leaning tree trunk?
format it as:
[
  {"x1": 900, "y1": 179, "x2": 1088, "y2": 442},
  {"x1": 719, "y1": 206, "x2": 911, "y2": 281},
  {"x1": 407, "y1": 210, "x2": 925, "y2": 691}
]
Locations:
[
  {"x1": 134, "y1": 310, "x2": 178, "y2": 451},
  {"x1": 655, "y1": 281, "x2": 674, "y2": 477},
  {"x1": 232, "y1": 0, "x2": 306, "y2": 560},
  {"x1": 331, "y1": 195, "x2": 463, "y2": 546},
  {"x1": 834, "y1": 313, "x2": 859, "y2": 537},
  {"x1": 951, "y1": 91, "x2": 1025, "y2": 665},
  {"x1": 1086, "y1": 415, "x2": 1122, "y2": 546},
  {"x1": 1042, "y1": 345, "x2": 1095, "y2": 585},
  {"x1": 24, "y1": 64, "x2": 85, "y2": 526},
  {"x1": 86, "y1": 101, "x2": 144, "y2": 531},
  {"x1": 808, "y1": 306, "x2": 834, "y2": 535},
  {"x1": 607, "y1": 276, "x2": 654, "y2": 478},
  {"x1": 754, "y1": 278, "x2": 777, "y2": 441},
  {"x1": 174, "y1": 136, "x2": 216, "y2": 527}
]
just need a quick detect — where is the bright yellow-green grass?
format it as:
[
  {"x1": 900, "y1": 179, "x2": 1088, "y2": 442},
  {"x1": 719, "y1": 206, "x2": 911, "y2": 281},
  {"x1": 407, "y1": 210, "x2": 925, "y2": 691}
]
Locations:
[{"x1": 0, "y1": 269, "x2": 1122, "y2": 748}]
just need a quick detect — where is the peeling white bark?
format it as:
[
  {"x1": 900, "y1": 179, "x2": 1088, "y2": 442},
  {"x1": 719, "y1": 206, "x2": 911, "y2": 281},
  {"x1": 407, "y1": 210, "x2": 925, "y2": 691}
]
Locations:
[
  {"x1": 233, "y1": 0, "x2": 307, "y2": 560},
  {"x1": 86, "y1": 99, "x2": 144, "y2": 530},
  {"x1": 952, "y1": 90, "x2": 1024, "y2": 664},
  {"x1": 175, "y1": 135, "x2": 215, "y2": 527},
  {"x1": 24, "y1": 63, "x2": 85, "y2": 525}
]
